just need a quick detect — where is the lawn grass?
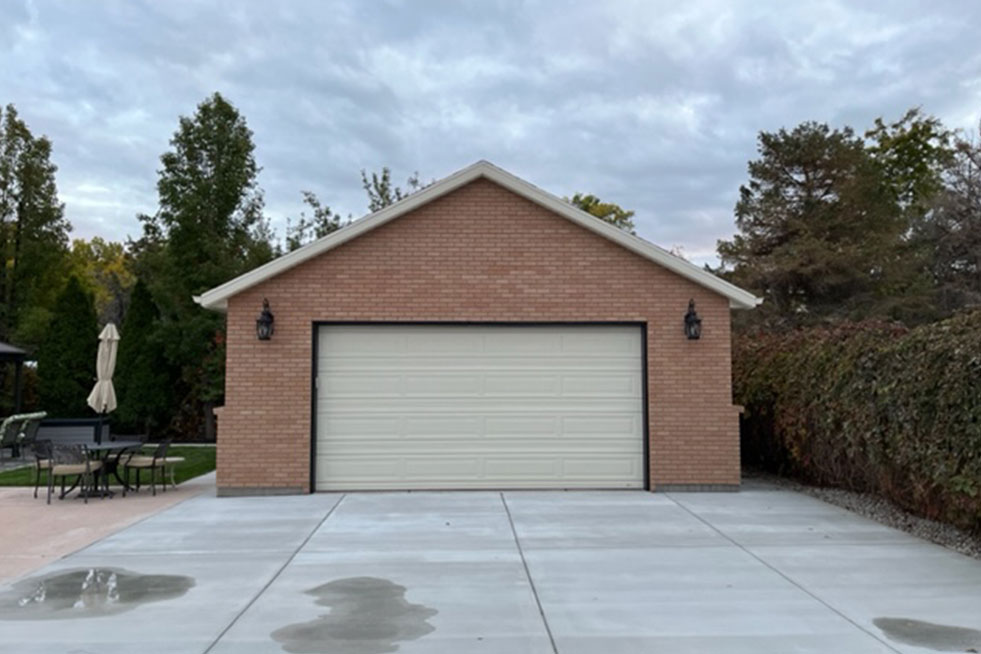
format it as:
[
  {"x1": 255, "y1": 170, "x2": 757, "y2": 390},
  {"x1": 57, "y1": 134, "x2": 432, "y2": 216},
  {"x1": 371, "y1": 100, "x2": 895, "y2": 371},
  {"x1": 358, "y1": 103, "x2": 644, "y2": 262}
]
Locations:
[{"x1": 0, "y1": 445, "x2": 216, "y2": 487}]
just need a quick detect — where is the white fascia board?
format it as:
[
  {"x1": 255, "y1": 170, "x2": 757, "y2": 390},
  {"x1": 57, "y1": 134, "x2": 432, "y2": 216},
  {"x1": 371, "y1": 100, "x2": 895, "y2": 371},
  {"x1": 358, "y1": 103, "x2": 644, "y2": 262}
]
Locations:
[{"x1": 194, "y1": 160, "x2": 762, "y2": 312}]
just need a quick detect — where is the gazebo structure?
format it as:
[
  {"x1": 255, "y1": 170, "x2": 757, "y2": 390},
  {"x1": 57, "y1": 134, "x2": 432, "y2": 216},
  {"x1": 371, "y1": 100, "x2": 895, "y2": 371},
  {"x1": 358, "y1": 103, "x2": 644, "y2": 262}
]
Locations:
[{"x1": 0, "y1": 341, "x2": 27, "y2": 413}]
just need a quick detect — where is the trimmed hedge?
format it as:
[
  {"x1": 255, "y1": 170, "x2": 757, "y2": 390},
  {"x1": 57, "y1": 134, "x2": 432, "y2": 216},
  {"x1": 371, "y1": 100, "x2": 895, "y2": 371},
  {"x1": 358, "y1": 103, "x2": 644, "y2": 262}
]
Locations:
[{"x1": 735, "y1": 310, "x2": 981, "y2": 533}]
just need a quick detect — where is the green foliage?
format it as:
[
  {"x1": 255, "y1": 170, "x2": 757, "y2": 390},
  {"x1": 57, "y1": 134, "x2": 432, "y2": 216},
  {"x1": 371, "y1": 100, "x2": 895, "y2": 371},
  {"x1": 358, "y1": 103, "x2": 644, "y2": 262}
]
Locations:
[
  {"x1": 36, "y1": 276, "x2": 98, "y2": 417},
  {"x1": 735, "y1": 310, "x2": 981, "y2": 532},
  {"x1": 133, "y1": 92, "x2": 275, "y2": 438},
  {"x1": 68, "y1": 237, "x2": 135, "y2": 326},
  {"x1": 866, "y1": 108, "x2": 954, "y2": 214},
  {"x1": 361, "y1": 167, "x2": 427, "y2": 212},
  {"x1": 719, "y1": 121, "x2": 909, "y2": 323},
  {"x1": 567, "y1": 192, "x2": 636, "y2": 233},
  {"x1": 114, "y1": 279, "x2": 172, "y2": 434},
  {"x1": 0, "y1": 104, "x2": 72, "y2": 348},
  {"x1": 284, "y1": 191, "x2": 349, "y2": 251},
  {"x1": 915, "y1": 125, "x2": 981, "y2": 313}
]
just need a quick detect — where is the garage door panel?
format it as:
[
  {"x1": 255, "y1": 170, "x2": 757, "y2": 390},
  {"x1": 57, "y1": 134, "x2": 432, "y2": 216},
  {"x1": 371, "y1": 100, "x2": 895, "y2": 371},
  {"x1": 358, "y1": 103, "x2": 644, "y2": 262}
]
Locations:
[
  {"x1": 316, "y1": 325, "x2": 645, "y2": 490},
  {"x1": 402, "y1": 374, "x2": 484, "y2": 395},
  {"x1": 561, "y1": 373, "x2": 641, "y2": 396},
  {"x1": 405, "y1": 330, "x2": 483, "y2": 354}
]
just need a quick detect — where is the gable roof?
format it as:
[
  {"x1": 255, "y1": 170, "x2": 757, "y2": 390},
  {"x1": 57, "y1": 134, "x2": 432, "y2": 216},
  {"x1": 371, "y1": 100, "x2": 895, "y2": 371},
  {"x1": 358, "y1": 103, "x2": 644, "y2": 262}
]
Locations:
[{"x1": 194, "y1": 160, "x2": 762, "y2": 311}]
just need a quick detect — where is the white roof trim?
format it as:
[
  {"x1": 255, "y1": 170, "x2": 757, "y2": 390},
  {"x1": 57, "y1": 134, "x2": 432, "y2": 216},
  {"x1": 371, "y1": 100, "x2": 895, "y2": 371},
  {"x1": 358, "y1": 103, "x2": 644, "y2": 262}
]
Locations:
[{"x1": 194, "y1": 160, "x2": 762, "y2": 311}]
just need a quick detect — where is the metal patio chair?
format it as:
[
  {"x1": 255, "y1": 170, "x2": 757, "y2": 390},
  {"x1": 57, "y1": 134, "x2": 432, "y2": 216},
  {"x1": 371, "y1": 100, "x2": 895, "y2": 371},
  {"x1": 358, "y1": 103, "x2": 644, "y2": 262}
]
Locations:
[
  {"x1": 45, "y1": 442, "x2": 102, "y2": 505},
  {"x1": 117, "y1": 439, "x2": 185, "y2": 496}
]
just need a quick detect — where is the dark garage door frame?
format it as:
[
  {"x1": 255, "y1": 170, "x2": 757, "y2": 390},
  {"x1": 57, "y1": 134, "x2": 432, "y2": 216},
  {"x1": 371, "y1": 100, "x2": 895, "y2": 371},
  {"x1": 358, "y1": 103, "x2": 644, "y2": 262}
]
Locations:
[{"x1": 308, "y1": 321, "x2": 651, "y2": 492}]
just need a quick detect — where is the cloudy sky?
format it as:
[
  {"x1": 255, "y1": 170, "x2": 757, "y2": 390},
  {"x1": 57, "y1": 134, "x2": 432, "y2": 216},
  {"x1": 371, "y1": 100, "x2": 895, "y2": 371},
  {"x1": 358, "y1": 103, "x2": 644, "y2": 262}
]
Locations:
[{"x1": 2, "y1": 0, "x2": 980, "y2": 264}]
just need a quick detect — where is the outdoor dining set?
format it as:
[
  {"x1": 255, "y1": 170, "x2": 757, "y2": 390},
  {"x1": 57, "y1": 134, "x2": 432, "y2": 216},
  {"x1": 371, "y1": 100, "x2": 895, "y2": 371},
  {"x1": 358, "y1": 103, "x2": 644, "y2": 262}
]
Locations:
[{"x1": 1, "y1": 412, "x2": 184, "y2": 505}]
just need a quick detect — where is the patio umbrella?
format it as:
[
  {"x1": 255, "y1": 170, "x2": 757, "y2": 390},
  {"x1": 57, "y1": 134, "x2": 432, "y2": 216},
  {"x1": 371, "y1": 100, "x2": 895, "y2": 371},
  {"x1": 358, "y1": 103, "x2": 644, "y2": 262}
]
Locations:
[{"x1": 87, "y1": 323, "x2": 120, "y2": 414}]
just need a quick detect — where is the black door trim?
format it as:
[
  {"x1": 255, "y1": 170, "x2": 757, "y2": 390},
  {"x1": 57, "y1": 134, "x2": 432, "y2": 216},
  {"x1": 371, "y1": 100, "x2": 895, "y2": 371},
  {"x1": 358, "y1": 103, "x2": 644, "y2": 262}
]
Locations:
[{"x1": 309, "y1": 320, "x2": 651, "y2": 492}]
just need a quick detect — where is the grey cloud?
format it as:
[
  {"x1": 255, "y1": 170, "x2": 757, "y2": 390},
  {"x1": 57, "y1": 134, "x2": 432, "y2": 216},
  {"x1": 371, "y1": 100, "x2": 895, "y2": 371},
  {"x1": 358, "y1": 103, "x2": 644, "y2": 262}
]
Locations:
[{"x1": 1, "y1": 0, "x2": 979, "y2": 264}]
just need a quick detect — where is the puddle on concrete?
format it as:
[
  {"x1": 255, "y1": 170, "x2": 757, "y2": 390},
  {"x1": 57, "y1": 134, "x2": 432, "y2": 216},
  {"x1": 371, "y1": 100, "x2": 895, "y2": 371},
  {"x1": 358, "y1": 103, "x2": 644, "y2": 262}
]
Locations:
[
  {"x1": 874, "y1": 617, "x2": 981, "y2": 652},
  {"x1": 0, "y1": 568, "x2": 194, "y2": 620},
  {"x1": 272, "y1": 577, "x2": 437, "y2": 654}
]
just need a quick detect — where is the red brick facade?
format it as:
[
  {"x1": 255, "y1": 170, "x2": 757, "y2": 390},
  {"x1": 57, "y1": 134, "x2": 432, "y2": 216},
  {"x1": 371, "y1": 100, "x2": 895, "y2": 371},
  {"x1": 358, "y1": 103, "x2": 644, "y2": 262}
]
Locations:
[{"x1": 218, "y1": 179, "x2": 740, "y2": 494}]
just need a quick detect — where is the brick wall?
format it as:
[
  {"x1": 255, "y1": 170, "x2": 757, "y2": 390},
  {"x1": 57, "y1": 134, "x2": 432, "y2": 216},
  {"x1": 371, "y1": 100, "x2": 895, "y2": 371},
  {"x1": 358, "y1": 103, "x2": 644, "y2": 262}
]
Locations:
[{"x1": 219, "y1": 179, "x2": 740, "y2": 493}]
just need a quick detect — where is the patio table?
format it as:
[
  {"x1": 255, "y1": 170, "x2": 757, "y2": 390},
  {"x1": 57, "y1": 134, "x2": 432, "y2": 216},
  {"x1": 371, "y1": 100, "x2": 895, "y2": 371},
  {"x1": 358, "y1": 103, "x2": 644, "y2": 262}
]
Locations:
[
  {"x1": 88, "y1": 440, "x2": 144, "y2": 495},
  {"x1": 60, "y1": 440, "x2": 144, "y2": 499}
]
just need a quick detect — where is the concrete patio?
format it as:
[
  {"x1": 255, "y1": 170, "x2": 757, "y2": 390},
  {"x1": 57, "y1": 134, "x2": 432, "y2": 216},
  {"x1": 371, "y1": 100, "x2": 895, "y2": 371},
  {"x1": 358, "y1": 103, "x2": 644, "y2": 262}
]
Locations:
[{"x1": 1, "y1": 485, "x2": 980, "y2": 653}]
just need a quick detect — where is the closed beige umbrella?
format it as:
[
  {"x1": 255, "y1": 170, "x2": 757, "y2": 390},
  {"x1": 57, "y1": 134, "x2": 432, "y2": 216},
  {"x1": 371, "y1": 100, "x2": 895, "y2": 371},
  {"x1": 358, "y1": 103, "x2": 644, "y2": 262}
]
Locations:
[{"x1": 87, "y1": 323, "x2": 120, "y2": 414}]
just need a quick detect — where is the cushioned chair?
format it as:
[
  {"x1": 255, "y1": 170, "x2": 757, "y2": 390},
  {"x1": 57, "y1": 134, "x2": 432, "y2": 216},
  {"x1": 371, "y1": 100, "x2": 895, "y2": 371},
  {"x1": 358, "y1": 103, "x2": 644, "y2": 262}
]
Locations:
[
  {"x1": 42, "y1": 442, "x2": 102, "y2": 505},
  {"x1": 0, "y1": 411, "x2": 48, "y2": 461},
  {"x1": 118, "y1": 439, "x2": 184, "y2": 496},
  {"x1": 18, "y1": 417, "x2": 48, "y2": 498}
]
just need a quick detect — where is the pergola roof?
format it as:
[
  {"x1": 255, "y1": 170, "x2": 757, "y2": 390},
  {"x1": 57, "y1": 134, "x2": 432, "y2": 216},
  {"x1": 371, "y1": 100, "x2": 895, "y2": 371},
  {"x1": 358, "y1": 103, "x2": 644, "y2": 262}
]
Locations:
[{"x1": 0, "y1": 341, "x2": 27, "y2": 363}]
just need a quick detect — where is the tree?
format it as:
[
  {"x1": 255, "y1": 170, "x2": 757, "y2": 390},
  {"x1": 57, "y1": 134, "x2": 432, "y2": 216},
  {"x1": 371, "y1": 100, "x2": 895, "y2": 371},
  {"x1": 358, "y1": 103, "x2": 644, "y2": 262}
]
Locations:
[
  {"x1": 717, "y1": 122, "x2": 907, "y2": 323},
  {"x1": 68, "y1": 237, "x2": 135, "y2": 326},
  {"x1": 134, "y1": 92, "x2": 275, "y2": 438},
  {"x1": 918, "y1": 126, "x2": 981, "y2": 312},
  {"x1": 567, "y1": 192, "x2": 636, "y2": 233},
  {"x1": 0, "y1": 104, "x2": 72, "y2": 347},
  {"x1": 284, "y1": 191, "x2": 348, "y2": 251},
  {"x1": 36, "y1": 276, "x2": 97, "y2": 417},
  {"x1": 114, "y1": 279, "x2": 172, "y2": 434},
  {"x1": 866, "y1": 108, "x2": 954, "y2": 216},
  {"x1": 361, "y1": 167, "x2": 427, "y2": 212}
]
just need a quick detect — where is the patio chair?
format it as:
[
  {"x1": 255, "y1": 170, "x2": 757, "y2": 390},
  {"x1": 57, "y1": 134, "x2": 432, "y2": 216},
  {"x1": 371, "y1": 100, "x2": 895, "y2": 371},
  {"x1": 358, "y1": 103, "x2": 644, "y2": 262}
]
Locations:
[
  {"x1": 117, "y1": 439, "x2": 184, "y2": 496},
  {"x1": 0, "y1": 411, "x2": 48, "y2": 460},
  {"x1": 44, "y1": 442, "x2": 102, "y2": 505},
  {"x1": 0, "y1": 415, "x2": 23, "y2": 460}
]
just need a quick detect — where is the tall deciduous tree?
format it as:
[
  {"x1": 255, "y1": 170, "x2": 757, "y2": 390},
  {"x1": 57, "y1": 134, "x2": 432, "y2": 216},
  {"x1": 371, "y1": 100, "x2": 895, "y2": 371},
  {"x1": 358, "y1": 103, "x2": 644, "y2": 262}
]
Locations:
[
  {"x1": 0, "y1": 104, "x2": 71, "y2": 346},
  {"x1": 920, "y1": 125, "x2": 981, "y2": 312},
  {"x1": 114, "y1": 279, "x2": 171, "y2": 434},
  {"x1": 284, "y1": 191, "x2": 348, "y2": 251},
  {"x1": 718, "y1": 122, "x2": 906, "y2": 323},
  {"x1": 135, "y1": 93, "x2": 275, "y2": 438},
  {"x1": 361, "y1": 167, "x2": 427, "y2": 211},
  {"x1": 36, "y1": 276, "x2": 97, "y2": 417},
  {"x1": 567, "y1": 192, "x2": 636, "y2": 233}
]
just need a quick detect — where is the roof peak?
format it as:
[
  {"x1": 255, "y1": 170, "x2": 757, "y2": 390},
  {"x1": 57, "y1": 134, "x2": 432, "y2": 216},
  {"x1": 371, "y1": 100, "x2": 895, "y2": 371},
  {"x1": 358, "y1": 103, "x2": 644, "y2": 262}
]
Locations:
[{"x1": 194, "y1": 161, "x2": 761, "y2": 311}]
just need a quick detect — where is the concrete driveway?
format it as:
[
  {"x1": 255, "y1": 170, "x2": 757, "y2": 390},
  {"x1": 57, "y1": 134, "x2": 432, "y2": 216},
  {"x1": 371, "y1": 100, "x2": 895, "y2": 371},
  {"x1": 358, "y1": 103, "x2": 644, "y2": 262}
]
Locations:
[{"x1": 1, "y1": 487, "x2": 980, "y2": 653}]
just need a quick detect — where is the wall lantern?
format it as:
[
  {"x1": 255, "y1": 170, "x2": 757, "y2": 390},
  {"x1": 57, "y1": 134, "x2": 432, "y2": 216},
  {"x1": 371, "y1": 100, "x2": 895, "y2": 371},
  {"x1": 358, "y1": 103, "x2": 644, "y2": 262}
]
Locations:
[
  {"x1": 256, "y1": 298, "x2": 274, "y2": 340},
  {"x1": 683, "y1": 299, "x2": 702, "y2": 340}
]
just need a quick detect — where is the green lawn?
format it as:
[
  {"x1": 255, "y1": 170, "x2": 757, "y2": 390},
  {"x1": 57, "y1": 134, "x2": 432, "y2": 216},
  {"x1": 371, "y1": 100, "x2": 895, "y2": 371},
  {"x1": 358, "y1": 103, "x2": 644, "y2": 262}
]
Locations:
[{"x1": 0, "y1": 445, "x2": 216, "y2": 487}]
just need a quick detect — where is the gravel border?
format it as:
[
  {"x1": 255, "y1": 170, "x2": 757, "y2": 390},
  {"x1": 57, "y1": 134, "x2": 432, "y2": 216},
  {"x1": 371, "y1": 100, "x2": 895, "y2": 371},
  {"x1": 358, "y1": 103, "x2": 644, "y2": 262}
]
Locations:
[{"x1": 742, "y1": 469, "x2": 981, "y2": 560}]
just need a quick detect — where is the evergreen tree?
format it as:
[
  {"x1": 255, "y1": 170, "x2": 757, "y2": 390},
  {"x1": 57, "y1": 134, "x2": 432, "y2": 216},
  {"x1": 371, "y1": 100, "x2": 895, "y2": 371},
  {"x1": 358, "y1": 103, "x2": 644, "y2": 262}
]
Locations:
[
  {"x1": 0, "y1": 104, "x2": 72, "y2": 347},
  {"x1": 36, "y1": 276, "x2": 97, "y2": 417},
  {"x1": 114, "y1": 279, "x2": 172, "y2": 434},
  {"x1": 717, "y1": 122, "x2": 906, "y2": 323}
]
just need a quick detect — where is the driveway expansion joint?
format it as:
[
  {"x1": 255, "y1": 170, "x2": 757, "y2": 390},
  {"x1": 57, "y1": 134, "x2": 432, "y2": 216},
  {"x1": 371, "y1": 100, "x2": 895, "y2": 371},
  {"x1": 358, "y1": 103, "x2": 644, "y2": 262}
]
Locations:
[
  {"x1": 665, "y1": 492, "x2": 903, "y2": 654},
  {"x1": 500, "y1": 492, "x2": 559, "y2": 654},
  {"x1": 200, "y1": 493, "x2": 347, "y2": 654}
]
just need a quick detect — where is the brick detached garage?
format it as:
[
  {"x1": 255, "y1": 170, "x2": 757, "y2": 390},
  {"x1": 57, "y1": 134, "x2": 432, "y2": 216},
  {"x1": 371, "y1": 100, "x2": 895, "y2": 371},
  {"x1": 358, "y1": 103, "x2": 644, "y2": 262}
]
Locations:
[{"x1": 195, "y1": 161, "x2": 760, "y2": 496}]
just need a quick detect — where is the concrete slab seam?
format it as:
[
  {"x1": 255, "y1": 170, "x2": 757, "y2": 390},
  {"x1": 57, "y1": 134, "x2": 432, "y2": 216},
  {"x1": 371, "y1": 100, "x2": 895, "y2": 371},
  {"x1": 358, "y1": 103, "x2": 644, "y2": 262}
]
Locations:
[
  {"x1": 664, "y1": 492, "x2": 903, "y2": 654},
  {"x1": 500, "y1": 492, "x2": 559, "y2": 654},
  {"x1": 200, "y1": 492, "x2": 348, "y2": 654}
]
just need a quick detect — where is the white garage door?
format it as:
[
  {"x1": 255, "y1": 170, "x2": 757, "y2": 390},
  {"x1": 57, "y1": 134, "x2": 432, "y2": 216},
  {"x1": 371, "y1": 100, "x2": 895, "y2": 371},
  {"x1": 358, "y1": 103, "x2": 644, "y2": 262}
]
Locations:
[{"x1": 315, "y1": 324, "x2": 645, "y2": 490}]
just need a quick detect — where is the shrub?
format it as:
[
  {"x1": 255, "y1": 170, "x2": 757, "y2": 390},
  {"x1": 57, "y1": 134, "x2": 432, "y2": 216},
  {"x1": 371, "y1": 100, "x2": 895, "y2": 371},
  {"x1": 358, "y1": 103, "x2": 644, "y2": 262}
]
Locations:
[{"x1": 735, "y1": 310, "x2": 981, "y2": 532}]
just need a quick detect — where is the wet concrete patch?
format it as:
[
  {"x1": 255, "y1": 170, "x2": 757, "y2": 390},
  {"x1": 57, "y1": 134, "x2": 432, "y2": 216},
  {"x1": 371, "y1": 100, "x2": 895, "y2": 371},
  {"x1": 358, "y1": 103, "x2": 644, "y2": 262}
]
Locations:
[
  {"x1": 272, "y1": 576, "x2": 437, "y2": 654},
  {"x1": 874, "y1": 617, "x2": 981, "y2": 652},
  {"x1": 0, "y1": 568, "x2": 194, "y2": 620}
]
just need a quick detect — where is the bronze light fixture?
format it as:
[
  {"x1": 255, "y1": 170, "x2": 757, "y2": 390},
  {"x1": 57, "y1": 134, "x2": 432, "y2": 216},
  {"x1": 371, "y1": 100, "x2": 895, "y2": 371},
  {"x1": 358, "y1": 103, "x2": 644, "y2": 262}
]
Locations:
[
  {"x1": 256, "y1": 298, "x2": 274, "y2": 340},
  {"x1": 683, "y1": 299, "x2": 702, "y2": 340}
]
